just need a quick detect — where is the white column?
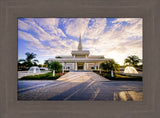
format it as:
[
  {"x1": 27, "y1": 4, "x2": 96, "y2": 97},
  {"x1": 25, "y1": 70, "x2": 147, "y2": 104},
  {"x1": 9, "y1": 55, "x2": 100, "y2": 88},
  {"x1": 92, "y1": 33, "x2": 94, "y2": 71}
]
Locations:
[
  {"x1": 65, "y1": 63, "x2": 66, "y2": 70},
  {"x1": 62, "y1": 62, "x2": 64, "y2": 73},
  {"x1": 98, "y1": 63, "x2": 100, "y2": 70},
  {"x1": 95, "y1": 63, "x2": 97, "y2": 70},
  {"x1": 75, "y1": 62, "x2": 77, "y2": 71},
  {"x1": 73, "y1": 63, "x2": 75, "y2": 70},
  {"x1": 86, "y1": 63, "x2": 88, "y2": 70},
  {"x1": 84, "y1": 63, "x2": 86, "y2": 70}
]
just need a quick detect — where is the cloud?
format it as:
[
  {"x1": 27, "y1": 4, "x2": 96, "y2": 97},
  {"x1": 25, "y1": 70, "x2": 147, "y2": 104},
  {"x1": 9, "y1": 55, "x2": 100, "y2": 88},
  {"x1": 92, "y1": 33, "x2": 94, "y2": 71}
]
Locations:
[
  {"x1": 62, "y1": 18, "x2": 90, "y2": 37},
  {"x1": 18, "y1": 18, "x2": 66, "y2": 42},
  {"x1": 83, "y1": 18, "x2": 107, "y2": 39},
  {"x1": 62, "y1": 18, "x2": 107, "y2": 40},
  {"x1": 18, "y1": 18, "x2": 77, "y2": 59},
  {"x1": 111, "y1": 18, "x2": 142, "y2": 38},
  {"x1": 34, "y1": 18, "x2": 66, "y2": 37},
  {"x1": 18, "y1": 20, "x2": 31, "y2": 31},
  {"x1": 112, "y1": 18, "x2": 141, "y2": 24},
  {"x1": 18, "y1": 18, "x2": 142, "y2": 65},
  {"x1": 18, "y1": 30, "x2": 44, "y2": 49},
  {"x1": 82, "y1": 18, "x2": 142, "y2": 64}
]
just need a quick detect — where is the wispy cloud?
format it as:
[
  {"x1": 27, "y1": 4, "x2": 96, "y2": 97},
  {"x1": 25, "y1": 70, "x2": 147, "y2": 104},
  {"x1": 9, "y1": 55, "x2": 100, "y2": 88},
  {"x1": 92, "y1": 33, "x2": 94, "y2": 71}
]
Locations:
[
  {"x1": 62, "y1": 18, "x2": 90, "y2": 37},
  {"x1": 18, "y1": 31, "x2": 43, "y2": 47}
]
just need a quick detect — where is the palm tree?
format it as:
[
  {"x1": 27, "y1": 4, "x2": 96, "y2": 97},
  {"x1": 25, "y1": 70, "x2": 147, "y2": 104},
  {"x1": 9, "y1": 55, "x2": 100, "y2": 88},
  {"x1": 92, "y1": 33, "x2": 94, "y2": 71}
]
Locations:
[
  {"x1": 124, "y1": 55, "x2": 141, "y2": 67},
  {"x1": 18, "y1": 52, "x2": 39, "y2": 68}
]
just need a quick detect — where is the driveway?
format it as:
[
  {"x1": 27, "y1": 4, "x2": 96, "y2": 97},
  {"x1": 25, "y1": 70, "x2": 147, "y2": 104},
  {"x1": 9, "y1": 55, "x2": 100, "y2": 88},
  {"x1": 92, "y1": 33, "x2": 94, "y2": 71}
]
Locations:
[{"x1": 18, "y1": 72, "x2": 142, "y2": 101}]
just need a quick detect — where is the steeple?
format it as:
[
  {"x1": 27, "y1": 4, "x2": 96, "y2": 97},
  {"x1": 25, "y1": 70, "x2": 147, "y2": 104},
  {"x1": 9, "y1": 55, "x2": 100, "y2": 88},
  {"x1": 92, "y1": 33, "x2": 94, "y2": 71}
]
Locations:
[{"x1": 78, "y1": 33, "x2": 83, "y2": 51}]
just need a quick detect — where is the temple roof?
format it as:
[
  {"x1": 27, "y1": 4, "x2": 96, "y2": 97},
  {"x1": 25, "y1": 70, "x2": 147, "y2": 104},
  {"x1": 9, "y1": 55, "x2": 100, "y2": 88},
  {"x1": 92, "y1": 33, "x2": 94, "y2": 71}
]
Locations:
[
  {"x1": 48, "y1": 58, "x2": 107, "y2": 63},
  {"x1": 71, "y1": 50, "x2": 90, "y2": 55}
]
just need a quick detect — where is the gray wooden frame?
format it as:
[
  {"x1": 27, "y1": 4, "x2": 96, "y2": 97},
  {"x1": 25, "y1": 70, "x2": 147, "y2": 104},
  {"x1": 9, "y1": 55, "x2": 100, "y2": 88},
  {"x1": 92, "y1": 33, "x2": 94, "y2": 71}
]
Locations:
[{"x1": 0, "y1": 0, "x2": 160, "y2": 118}]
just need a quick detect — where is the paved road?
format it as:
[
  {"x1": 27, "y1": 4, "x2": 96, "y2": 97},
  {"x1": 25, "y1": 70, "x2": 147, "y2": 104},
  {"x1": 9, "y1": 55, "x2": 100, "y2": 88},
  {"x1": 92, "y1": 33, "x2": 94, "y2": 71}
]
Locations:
[{"x1": 18, "y1": 72, "x2": 143, "y2": 101}]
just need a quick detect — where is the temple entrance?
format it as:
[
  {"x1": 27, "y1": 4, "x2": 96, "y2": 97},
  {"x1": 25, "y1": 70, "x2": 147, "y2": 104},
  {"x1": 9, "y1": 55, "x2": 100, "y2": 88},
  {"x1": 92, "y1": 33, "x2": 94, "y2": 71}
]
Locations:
[{"x1": 77, "y1": 62, "x2": 84, "y2": 70}]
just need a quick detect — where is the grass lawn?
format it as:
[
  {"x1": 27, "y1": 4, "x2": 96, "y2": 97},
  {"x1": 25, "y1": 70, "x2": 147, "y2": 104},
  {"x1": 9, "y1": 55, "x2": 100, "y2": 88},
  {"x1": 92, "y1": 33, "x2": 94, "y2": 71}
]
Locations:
[{"x1": 113, "y1": 73, "x2": 142, "y2": 81}]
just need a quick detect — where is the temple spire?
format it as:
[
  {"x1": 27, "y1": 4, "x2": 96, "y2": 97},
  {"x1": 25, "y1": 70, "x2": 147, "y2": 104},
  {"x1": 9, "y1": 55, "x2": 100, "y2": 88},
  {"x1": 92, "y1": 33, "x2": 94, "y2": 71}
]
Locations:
[{"x1": 78, "y1": 33, "x2": 82, "y2": 51}]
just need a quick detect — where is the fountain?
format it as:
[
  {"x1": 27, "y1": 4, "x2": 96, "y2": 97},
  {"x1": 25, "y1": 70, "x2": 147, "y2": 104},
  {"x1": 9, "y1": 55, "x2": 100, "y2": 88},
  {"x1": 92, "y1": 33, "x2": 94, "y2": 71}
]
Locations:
[
  {"x1": 18, "y1": 66, "x2": 51, "y2": 79},
  {"x1": 124, "y1": 66, "x2": 138, "y2": 74},
  {"x1": 28, "y1": 66, "x2": 41, "y2": 73}
]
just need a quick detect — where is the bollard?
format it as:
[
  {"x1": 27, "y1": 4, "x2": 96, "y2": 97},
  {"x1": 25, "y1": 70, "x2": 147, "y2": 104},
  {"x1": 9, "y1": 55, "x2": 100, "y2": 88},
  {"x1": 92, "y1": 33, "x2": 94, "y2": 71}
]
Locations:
[
  {"x1": 53, "y1": 70, "x2": 55, "y2": 77},
  {"x1": 111, "y1": 70, "x2": 114, "y2": 77},
  {"x1": 99, "y1": 69, "x2": 101, "y2": 74}
]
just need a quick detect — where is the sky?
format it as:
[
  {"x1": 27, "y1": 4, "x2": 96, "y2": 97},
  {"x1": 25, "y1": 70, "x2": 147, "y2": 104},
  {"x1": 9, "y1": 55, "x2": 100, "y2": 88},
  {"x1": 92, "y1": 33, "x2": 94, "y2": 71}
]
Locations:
[{"x1": 18, "y1": 18, "x2": 142, "y2": 65}]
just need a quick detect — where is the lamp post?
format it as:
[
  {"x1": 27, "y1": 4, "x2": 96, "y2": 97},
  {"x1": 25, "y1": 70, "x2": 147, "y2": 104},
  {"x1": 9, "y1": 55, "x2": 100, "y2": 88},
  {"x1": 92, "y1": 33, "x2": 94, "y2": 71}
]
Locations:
[
  {"x1": 53, "y1": 70, "x2": 55, "y2": 77},
  {"x1": 111, "y1": 70, "x2": 114, "y2": 77}
]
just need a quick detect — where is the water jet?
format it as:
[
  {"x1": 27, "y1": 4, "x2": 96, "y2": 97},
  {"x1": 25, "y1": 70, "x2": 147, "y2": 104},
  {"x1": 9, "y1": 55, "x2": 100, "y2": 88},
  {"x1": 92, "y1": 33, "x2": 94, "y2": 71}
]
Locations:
[
  {"x1": 28, "y1": 66, "x2": 41, "y2": 73},
  {"x1": 124, "y1": 66, "x2": 138, "y2": 74}
]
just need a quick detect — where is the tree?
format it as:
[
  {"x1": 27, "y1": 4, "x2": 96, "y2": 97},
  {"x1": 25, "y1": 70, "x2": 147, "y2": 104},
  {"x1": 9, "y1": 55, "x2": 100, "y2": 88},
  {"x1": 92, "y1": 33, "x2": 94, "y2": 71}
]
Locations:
[
  {"x1": 44, "y1": 60, "x2": 49, "y2": 67},
  {"x1": 124, "y1": 55, "x2": 141, "y2": 67},
  {"x1": 18, "y1": 52, "x2": 39, "y2": 68},
  {"x1": 48, "y1": 61, "x2": 62, "y2": 72},
  {"x1": 38, "y1": 64, "x2": 43, "y2": 67},
  {"x1": 100, "y1": 59, "x2": 120, "y2": 72}
]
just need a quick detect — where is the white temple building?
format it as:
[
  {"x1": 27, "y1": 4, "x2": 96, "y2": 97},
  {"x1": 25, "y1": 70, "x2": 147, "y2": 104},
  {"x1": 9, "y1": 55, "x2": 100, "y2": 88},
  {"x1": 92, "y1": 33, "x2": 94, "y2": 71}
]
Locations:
[{"x1": 48, "y1": 35, "x2": 108, "y2": 71}]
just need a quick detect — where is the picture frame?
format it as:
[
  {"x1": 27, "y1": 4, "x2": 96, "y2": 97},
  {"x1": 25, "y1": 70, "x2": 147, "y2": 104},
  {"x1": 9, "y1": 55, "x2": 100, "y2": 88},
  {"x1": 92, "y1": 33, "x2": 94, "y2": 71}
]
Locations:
[{"x1": 0, "y1": 0, "x2": 160, "y2": 118}]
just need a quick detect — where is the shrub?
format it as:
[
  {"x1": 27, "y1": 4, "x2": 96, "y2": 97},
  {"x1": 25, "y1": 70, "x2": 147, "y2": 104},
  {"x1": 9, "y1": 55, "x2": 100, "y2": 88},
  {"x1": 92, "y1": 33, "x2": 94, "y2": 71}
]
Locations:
[
  {"x1": 64, "y1": 70, "x2": 69, "y2": 72},
  {"x1": 103, "y1": 72, "x2": 115, "y2": 79},
  {"x1": 54, "y1": 73, "x2": 61, "y2": 79}
]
